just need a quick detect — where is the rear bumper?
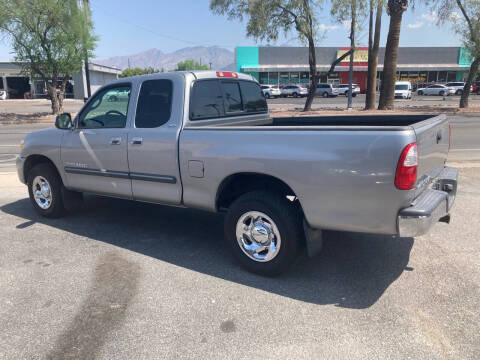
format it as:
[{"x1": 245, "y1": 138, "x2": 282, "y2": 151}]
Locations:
[{"x1": 397, "y1": 166, "x2": 458, "y2": 237}]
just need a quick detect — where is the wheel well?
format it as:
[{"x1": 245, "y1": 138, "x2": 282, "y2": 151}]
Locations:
[
  {"x1": 216, "y1": 173, "x2": 300, "y2": 211},
  {"x1": 23, "y1": 155, "x2": 60, "y2": 182}
]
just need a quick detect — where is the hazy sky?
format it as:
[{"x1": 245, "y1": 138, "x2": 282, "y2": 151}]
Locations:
[{"x1": 0, "y1": 0, "x2": 462, "y2": 61}]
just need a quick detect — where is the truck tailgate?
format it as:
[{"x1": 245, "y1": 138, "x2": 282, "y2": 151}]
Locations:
[{"x1": 412, "y1": 114, "x2": 450, "y2": 196}]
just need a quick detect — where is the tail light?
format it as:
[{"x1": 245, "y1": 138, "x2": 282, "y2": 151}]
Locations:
[
  {"x1": 395, "y1": 142, "x2": 418, "y2": 190},
  {"x1": 330, "y1": 88, "x2": 333, "y2": 93}
]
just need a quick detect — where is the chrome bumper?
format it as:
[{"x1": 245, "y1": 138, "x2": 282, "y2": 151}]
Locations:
[{"x1": 398, "y1": 166, "x2": 458, "y2": 237}]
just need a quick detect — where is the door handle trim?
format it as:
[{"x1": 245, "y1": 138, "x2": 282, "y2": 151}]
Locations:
[
  {"x1": 130, "y1": 137, "x2": 143, "y2": 145},
  {"x1": 109, "y1": 137, "x2": 122, "y2": 145}
]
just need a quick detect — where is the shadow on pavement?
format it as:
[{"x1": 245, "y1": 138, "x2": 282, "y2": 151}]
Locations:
[{"x1": 1, "y1": 195, "x2": 414, "y2": 309}]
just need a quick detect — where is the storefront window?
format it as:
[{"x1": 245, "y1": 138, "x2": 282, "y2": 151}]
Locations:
[
  {"x1": 447, "y1": 71, "x2": 457, "y2": 82},
  {"x1": 290, "y1": 72, "x2": 299, "y2": 84},
  {"x1": 268, "y1": 72, "x2": 278, "y2": 84},
  {"x1": 279, "y1": 72, "x2": 290, "y2": 84},
  {"x1": 438, "y1": 71, "x2": 448, "y2": 83},
  {"x1": 300, "y1": 72, "x2": 309, "y2": 84},
  {"x1": 427, "y1": 71, "x2": 438, "y2": 83},
  {"x1": 259, "y1": 72, "x2": 269, "y2": 84}
]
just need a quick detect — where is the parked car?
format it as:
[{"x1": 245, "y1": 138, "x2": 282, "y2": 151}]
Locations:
[
  {"x1": 394, "y1": 81, "x2": 412, "y2": 99},
  {"x1": 0, "y1": 89, "x2": 7, "y2": 100},
  {"x1": 445, "y1": 82, "x2": 472, "y2": 95},
  {"x1": 335, "y1": 83, "x2": 360, "y2": 97},
  {"x1": 17, "y1": 71, "x2": 457, "y2": 275},
  {"x1": 471, "y1": 81, "x2": 480, "y2": 95},
  {"x1": 417, "y1": 84, "x2": 455, "y2": 96},
  {"x1": 316, "y1": 83, "x2": 339, "y2": 97},
  {"x1": 280, "y1": 85, "x2": 308, "y2": 98},
  {"x1": 107, "y1": 88, "x2": 130, "y2": 102},
  {"x1": 261, "y1": 85, "x2": 281, "y2": 99}
]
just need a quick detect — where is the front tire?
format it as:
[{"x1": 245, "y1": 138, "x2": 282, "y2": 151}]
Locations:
[
  {"x1": 27, "y1": 163, "x2": 67, "y2": 218},
  {"x1": 224, "y1": 191, "x2": 303, "y2": 276}
]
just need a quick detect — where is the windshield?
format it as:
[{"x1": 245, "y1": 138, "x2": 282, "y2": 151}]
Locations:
[{"x1": 395, "y1": 85, "x2": 409, "y2": 90}]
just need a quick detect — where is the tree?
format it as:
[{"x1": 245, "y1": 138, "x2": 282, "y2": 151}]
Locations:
[
  {"x1": 378, "y1": 0, "x2": 408, "y2": 110},
  {"x1": 210, "y1": 0, "x2": 323, "y2": 111},
  {"x1": 331, "y1": 0, "x2": 367, "y2": 109},
  {"x1": 0, "y1": 0, "x2": 97, "y2": 114},
  {"x1": 119, "y1": 67, "x2": 160, "y2": 78},
  {"x1": 429, "y1": 0, "x2": 480, "y2": 108},
  {"x1": 174, "y1": 59, "x2": 210, "y2": 71},
  {"x1": 365, "y1": 0, "x2": 383, "y2": 110}
]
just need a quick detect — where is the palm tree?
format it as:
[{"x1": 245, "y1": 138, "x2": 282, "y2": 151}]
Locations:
[{"x1": 378, "y1": 0, "x2": 408, "y2": 110}]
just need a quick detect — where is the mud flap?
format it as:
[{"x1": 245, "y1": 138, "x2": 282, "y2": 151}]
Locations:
[{"x1": 303, "y1": 220, "x2": 323, "y2": 258}]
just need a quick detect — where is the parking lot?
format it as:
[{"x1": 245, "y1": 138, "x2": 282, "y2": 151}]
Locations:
[{"x1": 0, "y1": 104, "x2": 479, "y2": 359}]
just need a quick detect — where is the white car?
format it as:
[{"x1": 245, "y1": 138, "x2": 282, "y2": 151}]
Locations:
[
  {"x1": 417, "y1": 84, "x2": 455, "y2": 96},
  {"x1": 0, "y1": 90, "x2": 7, "y2": 100},
  {"x1": 335, "y1": 83, "x2": 360, "y2": 97},
  {"x1": 280, "y1": 85, "x2": 308, "y2": 98},
  {"x1": 445, "y1": 82, "x2": 472, "y2": 95},
  {"x1": 394, "y1": 81, "x2": 412, "y2": 99},
  {"x1": 261, "y1": 85, "x2": 281, "y2": 99}
]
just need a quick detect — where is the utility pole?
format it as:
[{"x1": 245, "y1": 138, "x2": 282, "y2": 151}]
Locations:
[{"x1": 83, "y1": 0, "x2": 92, "y2": 99}]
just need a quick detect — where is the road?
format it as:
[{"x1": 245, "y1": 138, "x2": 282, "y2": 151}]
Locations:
[{"x1": 0, "y1": 114, "x2": 478, "y2": 173}]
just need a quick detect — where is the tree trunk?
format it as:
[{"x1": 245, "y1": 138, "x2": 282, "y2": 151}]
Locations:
[
  {"x1": 347, "y1": 0, "x2": 356, "y2": 110},
  {"x1": 366, "y1": 1, "x2": 382, "y2": 110},
  {"x1": 304, "y1": 36, "x2": 318, "y2": 111},
  {"x1": 48, "y1": 84, "x2": 64, "y2": 114},
  {"x1": 378, "y1": 8, "x2": 404, "y2": 110},
  {"x1": 460, "y1": 57, "x2": 479, "y2": 108}
]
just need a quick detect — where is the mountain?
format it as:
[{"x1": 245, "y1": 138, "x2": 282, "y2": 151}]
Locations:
[{"x1": 95, "y1": 46, "x2": 235, "y2": 71}]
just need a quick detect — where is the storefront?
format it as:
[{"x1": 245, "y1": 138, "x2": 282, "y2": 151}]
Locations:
[{"x1": 236, "y1": 46, "x2": 473, "y2": 92}]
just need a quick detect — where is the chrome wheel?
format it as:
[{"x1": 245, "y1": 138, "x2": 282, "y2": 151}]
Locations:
[
  {"x1": 32, "y1": 176, "x2": 52, "y2": 209},
  {"x1": 235, "y1": 211, "x2": 281, "y2": 262}
]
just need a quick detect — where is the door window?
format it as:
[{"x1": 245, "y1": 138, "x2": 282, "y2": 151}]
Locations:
[
  {"x1": 135, "y1": 80, "x2": 173, "y2": 128},
  {"x1": 78, "y1": 85, "x2": 131, "y2": 128}
]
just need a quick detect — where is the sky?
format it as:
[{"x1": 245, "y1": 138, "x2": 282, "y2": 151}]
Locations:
[{"x1": 0, "y1": 0, "x2": 462, "y2": 61}]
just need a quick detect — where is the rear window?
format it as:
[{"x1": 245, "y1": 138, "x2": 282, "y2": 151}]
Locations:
[
  {"x1": 135, "y1": 79, "x2": 172, "y2": 128},
  {"x1": 189, "y1": 79, "x2": 267, "y2": 121},
  {"x1": 395, "y1": 85, "x2": 409, "y2": 90},
  {"x1": 239, "y1": 81, "x2": 267, "y2": 113},
  {"x1": 190, "y1": 80, "x2": 225, "y2": 120}
]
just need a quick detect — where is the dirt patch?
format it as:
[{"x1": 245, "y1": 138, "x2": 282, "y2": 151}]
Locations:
[
  {"x1": 0, "y1": 113, "x2": 55, "y2": 125},
  {"x1": 270, "y1": 105, "x2": 480, "y2": 117}
]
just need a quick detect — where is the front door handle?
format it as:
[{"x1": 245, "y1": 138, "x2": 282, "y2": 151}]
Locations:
[
  {"x1": 130, "y1": 137, "x2": 143, "y2": 145},
  {"x1": 109, "y1": 137, "x2": 122, "y2": 145}
]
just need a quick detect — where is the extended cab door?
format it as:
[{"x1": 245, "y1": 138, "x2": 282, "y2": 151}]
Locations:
[
  {"x1": 61, "y1": 84, "x2": 133, "y2": 198},
  {"x1": 127, "y1": 78, "x2": 183, "y2": 204}
]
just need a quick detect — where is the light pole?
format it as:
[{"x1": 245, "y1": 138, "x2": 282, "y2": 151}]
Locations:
[{"x1": 83, "y1": 0, "x2": 92, "y2": 99}]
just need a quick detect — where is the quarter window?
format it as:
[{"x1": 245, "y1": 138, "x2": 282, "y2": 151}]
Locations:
[
  {"x1": 135, "y1": 79, "x2": 173, "y2": 128},
  {"x1": 78, "y1": 85, "x2": 131, "y2": 128}
]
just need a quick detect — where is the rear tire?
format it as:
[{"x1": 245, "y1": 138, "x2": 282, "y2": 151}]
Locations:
[
  {"x1": 27, "y1": 163, "x2": 67, "y2": 218},
  {"x1": 440, "y1": 90, "x2": 445, "y2": 96},
  {"x1": 322, "y1": 92, "x2": 329, "y2": 98},
  {"x1": 456, "y1": 89, "x2": 463, "y2": 95},
  {"x1": 293, "y1": 92, "x2": 298, "y2": 98},
  {"x1": 224, "y1": 191, "x2": 303, "y2": 276},
  {"x1": 264, "y1": 93, "x2": 270, "y2": 99}
]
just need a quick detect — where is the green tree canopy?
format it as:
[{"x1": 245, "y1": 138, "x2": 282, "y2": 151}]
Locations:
[
  {"x1": 0, "y1": 0, "x2": 97, "y2": 114},
  {"x1": 119, "y1": 67, "x2": 161, "y2": 78},
  {"x1": 174, "y1": 59, "x2": 209, "y2": 71}
]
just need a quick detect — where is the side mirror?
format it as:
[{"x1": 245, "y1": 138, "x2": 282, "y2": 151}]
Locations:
[{"x1": 55, "y1": 113, "x2": 73, "y2": 130}]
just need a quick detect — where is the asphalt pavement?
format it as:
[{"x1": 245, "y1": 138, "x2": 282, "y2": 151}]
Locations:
[{"x1": 0, "y1": 167, "x2": 479, "y2": 359}]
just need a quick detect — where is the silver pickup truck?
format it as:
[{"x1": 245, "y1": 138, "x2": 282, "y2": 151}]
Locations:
[{"x1": 17, "y1": 71, "x2": 458, "y2": 275}]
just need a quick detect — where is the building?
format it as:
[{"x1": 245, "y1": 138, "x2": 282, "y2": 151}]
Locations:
[
  {"x1": 0, "y1": 62, "x2": 121, "y2": 99},
  {"x1": 235, "y1": 46, "x2": 474, "y2": 91}
]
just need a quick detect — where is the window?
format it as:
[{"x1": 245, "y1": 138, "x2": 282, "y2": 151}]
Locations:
[
  {"x1": 0, "y1": 78, "x2": 3, "y2": 89},
  {"x1": 190, "y1": 80, "x2": 224, "y2": 120},
  {"x1": 221, "y1": 81, "x2": 243, "y2": 113},
  {"x1": 78, "y1": 85, "x2": 131, "y2": 128},
  {"x1": 135, "y1": 80, "x2": 172, "y2": 128},
  {"x1": 239, "y1": 81, "x2": 267, "y2": 113}
]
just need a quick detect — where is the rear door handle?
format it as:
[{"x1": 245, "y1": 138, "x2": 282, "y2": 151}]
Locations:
[
  {"x1": 130, "y1": 137, "x2": 143, "y2": 145},
  {"x1": 109, "y1": 137, "x2": 122, "y2": 145}
]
